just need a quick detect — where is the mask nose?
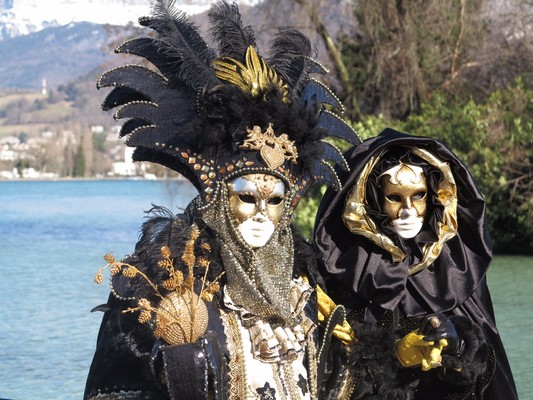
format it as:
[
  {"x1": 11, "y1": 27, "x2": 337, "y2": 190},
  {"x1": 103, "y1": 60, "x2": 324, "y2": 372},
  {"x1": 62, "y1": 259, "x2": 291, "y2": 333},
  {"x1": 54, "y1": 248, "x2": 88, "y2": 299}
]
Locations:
[
  {"x1": 402, "y1": 196, "x2": 413, "y2": 210},
  {"x1": 253, "y1": 200, "x2": 269, "y2": 222},
  {"x1": 253, "y1": 212, "x2": 267, "y2": 222},
  {"x1": 398, "y1": 206, "x2": 417, "y2": 219},
  {"x1": 258, "y1": 199, "x2": 268, "y2": 213}
]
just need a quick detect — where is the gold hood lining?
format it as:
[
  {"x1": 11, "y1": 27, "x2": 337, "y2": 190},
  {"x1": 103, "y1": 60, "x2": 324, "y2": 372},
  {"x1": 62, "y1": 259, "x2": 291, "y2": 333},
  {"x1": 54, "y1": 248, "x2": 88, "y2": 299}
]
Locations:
[{"x1": 342, "y1": 147, "x2": 458, "y2": 275}]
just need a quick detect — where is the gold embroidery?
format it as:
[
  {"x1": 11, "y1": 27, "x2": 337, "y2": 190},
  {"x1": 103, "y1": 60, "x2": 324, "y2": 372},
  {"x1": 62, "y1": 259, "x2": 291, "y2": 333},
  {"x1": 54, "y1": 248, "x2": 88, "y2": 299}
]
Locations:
[
  {"x1": 282, "y1": 363, "x2": 302, "y2": 400},
  {"x1": 306, "y1": 336, "x2": 319, "y2": 400},
  {"x1": 271, "y1": 363, "x2": 288, "y2": 400},
  {"x1": 220, "y1": 310, "x2": 249, "y2": 400}
]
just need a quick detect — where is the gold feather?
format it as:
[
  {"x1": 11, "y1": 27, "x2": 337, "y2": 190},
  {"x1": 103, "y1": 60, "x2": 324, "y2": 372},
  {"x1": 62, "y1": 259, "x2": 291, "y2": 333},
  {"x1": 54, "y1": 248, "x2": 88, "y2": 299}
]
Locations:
[{"x1": 213, "y1": 46, "x2": 289, "y2": 102}]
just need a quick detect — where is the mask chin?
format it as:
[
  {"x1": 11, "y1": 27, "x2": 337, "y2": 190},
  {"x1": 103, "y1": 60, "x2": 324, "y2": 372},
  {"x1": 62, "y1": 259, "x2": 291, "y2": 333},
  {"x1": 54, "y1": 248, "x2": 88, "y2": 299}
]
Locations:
[
  {"x1": 391, "y1": 216, "x2": 423, "y2": 239},
  {"x1": 237, "y1": 215, "x2": 276, "y2": 248}
]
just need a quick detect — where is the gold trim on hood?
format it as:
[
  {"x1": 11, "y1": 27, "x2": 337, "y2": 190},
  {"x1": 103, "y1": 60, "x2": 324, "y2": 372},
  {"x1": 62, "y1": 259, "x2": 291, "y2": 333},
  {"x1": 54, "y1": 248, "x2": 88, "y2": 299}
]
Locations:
[{"x1": 342, "y1": 147, "x2": 458, "y2": 275}]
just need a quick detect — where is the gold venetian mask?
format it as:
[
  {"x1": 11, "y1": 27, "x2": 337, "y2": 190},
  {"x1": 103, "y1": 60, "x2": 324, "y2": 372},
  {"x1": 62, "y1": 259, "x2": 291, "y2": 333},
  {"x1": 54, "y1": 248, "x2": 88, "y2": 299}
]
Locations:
[
  {"x1": 379, "y1": 163, "x2": 427, "y2": 238},
  {"x1": 227, "y1": 173, "x2": 286, "y2": 248}
]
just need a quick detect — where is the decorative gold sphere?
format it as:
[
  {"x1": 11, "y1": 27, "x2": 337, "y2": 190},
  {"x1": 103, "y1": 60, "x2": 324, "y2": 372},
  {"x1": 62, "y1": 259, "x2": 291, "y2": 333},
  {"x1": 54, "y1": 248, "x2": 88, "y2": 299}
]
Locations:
[{"x1": 154, "y1": 291, "x2": 209, "y2": 345}]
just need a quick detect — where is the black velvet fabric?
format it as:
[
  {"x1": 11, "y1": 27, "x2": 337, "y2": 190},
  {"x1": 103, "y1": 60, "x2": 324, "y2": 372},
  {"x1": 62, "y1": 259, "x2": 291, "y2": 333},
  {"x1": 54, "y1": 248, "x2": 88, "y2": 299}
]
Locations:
[{"x1": 314, "y1": 129, "x2": 517, "y2": 399}]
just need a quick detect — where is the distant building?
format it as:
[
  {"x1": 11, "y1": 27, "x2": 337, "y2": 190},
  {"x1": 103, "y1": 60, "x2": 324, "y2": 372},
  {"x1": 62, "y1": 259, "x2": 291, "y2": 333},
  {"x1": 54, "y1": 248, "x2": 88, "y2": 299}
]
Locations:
[
  {"x1": 0, "y1": 136, "x2": 21, "y2": 146},
  {"x1": 111, "y1": 146, "x2": 137, "y2": 176},
  {"x1": 91, "y1": 125, "x2": 104, "y2": 134},
  {"x1": 0, "y1": 169, "x2": 19, "y2": 180},
  {"x1": 0, "y1": 148, "x2": 16, "y2": 161}
]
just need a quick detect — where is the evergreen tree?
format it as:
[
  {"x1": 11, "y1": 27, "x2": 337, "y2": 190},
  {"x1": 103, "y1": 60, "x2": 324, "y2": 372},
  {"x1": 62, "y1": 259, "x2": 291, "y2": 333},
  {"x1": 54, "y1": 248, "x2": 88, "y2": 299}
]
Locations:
[{"x1": 73, "y1": 143, "x2": 86, "y2": 177}]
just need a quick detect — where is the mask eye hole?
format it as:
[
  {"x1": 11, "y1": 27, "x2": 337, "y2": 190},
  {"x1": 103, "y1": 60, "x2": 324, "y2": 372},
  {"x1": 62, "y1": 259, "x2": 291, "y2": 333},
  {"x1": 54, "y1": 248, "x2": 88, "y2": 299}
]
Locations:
[
  {"x1": 238, "y1": 194, "x2": 256, "y2": 204},
  {"x1": 267, "y1": 196, "x2": 283, "y2": 205},
  {"x1": 386, "y1": 194, "x2": 402, "y2": 202},
  {"x1": 412, "y1": 191, "x2": 426, "y2": 200}
]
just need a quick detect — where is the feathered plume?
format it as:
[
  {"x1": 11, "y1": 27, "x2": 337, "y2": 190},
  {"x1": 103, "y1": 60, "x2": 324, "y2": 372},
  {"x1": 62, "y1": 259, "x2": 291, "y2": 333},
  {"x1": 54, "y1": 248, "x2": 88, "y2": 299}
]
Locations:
[
  {"x1": 208, "y1": 1, "x2": 256, "y2": 61},
  {"x1": 135, "y1": 0, "x2": 218, "y2": 90},
  {"x1": 97, "y1": 0, "x2": 360, "y2": 206},
  {"x1": 268, "y1": 29, "x2": 317, "y2": 96}
]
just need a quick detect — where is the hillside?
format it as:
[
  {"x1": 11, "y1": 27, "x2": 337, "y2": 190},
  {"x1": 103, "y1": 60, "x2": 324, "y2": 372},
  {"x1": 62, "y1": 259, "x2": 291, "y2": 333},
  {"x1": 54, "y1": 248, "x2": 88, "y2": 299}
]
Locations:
[{"x1": 0, "y1": 22, "x2": 112, "y2": 90}]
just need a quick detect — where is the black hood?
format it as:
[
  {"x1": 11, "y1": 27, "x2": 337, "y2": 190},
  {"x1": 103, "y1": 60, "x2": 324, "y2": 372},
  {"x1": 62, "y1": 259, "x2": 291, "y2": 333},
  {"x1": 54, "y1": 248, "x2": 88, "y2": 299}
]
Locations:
[{"x1": 314, "y1": 128, "x2": 493, "y2": 318}]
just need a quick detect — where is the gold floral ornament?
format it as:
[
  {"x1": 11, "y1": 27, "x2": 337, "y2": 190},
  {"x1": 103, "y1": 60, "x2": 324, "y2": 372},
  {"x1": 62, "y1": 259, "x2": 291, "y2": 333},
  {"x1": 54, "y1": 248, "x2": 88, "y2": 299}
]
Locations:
[
  {"x1": 94, "y1": 225, "x2": 224, "y2": 345},
  {"x1": 240, "y1": 124, "x2": 298, "y2": 170},
  {"x1": 213, "y1": 45, "x2": 289, "y2": 103}
]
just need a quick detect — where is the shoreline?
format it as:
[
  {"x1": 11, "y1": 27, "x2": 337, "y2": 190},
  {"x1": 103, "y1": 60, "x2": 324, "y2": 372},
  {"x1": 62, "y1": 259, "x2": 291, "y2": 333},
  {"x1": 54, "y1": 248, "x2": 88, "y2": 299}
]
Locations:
[{"x1": 0, "y1": 176, "x2": 188, "y2": 182}]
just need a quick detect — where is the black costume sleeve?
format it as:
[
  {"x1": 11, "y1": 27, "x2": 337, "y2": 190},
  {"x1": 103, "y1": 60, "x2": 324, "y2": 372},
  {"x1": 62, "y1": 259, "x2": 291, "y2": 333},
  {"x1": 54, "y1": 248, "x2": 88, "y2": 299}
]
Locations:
[
  {"x1": 84, "y1": 207, "x2": 226, "y2": 400},
  {"x1": 84, "y1": 294, "x2": 167, "y2": 400}
]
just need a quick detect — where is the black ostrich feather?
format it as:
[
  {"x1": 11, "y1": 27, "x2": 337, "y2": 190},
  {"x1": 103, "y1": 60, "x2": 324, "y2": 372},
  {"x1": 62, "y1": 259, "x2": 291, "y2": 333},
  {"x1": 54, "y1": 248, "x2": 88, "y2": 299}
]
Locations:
[
  {"x1": 208, "y1": 0, "x2": 256, "y2": 61},
  {"x1": 137, "y1": 1, "x2": 217, "y2": 91},
  {"x1": 99, "y1": 65, "x2": 168, "y2": 101},
  {"x1": 318, "y1": 110, "x2": 360, "y2": 144},
  {"x1": 100, "y1": 86, "x2": 149, "y2": 112},
  {"x1": 301, "y1": 79, "x2": 344, "y2": 112},
  {"x1": 119, "y1": 119, "x2": 152, "y2": 138},
  {"x1": 268, "y1": 29, "x2": 317, "y2": 96},
  {"x1": 116, "y1": 37, "x2": 203, "y2": 84},
  {"x1": 320, "y1": 140, "x2": 348, "y2": 171}
]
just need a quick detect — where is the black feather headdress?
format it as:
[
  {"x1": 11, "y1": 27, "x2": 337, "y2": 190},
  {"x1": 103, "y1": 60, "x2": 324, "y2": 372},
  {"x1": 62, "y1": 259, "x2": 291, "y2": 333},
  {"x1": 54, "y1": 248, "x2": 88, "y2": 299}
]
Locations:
[{"x1": 98, "y1": 0, "x2": 360, "y2": 209}]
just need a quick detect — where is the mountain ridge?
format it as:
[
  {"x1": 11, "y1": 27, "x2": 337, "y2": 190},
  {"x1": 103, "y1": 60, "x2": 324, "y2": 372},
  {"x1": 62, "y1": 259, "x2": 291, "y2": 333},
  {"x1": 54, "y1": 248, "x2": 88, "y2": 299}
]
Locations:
[
  {"x1": 0, "y1": 22, "x2": 113, "y2": 90},
  {"x1": 0, "y1": 0, "x2": 262, "y2": 90},
  {"x1": 0, "y1": 0, "x2": 259, "y2": 40}
]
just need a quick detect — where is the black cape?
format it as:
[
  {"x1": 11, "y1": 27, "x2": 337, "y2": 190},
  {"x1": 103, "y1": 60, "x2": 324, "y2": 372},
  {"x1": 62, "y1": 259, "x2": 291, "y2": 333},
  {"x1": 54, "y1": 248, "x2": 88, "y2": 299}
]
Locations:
[{"x1": 314, "y1": 129, "x2": 517, "y2": 399}]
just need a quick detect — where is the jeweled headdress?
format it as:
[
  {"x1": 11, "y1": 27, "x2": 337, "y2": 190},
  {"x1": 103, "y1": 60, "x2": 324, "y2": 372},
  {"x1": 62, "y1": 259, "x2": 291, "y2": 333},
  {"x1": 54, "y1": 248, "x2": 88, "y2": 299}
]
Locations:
[{"x1": 97, "y1": 0, "x2": 359, "y2": 209}]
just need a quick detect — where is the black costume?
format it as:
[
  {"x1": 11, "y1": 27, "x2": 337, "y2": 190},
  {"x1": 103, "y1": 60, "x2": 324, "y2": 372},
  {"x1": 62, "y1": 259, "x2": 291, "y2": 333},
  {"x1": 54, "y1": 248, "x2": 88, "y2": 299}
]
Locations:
[
  {"x1": 314, "y1": 129, "x2": 517, "y2": 399},
  {"x1": 84, "y1": 1, "x2": 359, "y2": 399},
  {"x1": 85, "y1": 205, "x2": 326, "y2": 399}
]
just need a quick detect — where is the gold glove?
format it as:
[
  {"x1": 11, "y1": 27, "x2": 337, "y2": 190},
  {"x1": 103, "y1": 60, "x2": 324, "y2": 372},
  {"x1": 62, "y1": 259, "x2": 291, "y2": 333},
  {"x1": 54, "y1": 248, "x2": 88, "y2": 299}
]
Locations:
[
  {"x1": 396, "y1": 330, "x2": 448, "y2": 371},
  {"x1": 316, "y1": 285, "x2": 356, "y2": 344}
]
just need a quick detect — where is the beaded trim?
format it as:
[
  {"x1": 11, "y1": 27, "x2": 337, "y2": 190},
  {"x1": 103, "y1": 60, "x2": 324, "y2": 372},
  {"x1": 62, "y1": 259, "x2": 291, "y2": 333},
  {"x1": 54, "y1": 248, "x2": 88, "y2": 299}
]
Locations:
[
  {"x1": 219, "y1": 309, "x2": 249, "y2": 400},
  {"x1": 306, "y1": 336, "x2": 319, "y2": 400},
  {"x1": 87, "y1": 390, "x2": 143, "y2": 399}
]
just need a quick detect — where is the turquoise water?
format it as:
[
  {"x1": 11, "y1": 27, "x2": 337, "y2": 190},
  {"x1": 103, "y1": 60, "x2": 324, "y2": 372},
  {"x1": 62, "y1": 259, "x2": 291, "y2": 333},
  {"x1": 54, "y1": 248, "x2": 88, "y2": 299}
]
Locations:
[
  {"x1": 0, "y1": 180, "x2": 530, "y2": 399},
  {"x1": 0, "y1": 180, "x2": 196, "y2": 400},
  {"x1": 487, "y1": 255, "x2": 533, "y2": 399}
]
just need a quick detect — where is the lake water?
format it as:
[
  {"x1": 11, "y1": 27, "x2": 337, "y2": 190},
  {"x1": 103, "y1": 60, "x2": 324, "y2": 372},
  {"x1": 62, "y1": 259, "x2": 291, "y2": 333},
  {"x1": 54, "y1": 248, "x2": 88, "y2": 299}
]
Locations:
[{"x1": 0, "y1": 180, "x2": 531, "y2": 399}]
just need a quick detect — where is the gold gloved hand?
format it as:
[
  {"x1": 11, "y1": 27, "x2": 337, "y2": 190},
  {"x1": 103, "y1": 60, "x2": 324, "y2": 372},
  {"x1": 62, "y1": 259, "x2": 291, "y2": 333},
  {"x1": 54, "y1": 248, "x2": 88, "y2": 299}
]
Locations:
[
  {"x1": 395, "y1": 330, "x2": 448, "y2": 371},
  {"x1": 316, "y1": 285, "x2": 355, "y2": 344}
]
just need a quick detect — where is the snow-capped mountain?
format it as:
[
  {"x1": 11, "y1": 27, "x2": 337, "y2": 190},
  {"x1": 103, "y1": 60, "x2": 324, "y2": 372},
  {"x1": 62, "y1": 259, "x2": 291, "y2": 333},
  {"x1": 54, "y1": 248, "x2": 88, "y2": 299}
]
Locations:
[
  {"x1": 0, "y1": 0, "x2": 260, "y2": 40},
  {"x1": 0, "y1": 0, "x2": 261, "y2": 89}
]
